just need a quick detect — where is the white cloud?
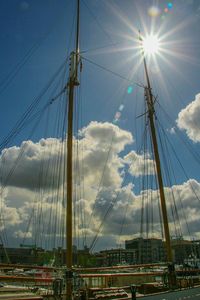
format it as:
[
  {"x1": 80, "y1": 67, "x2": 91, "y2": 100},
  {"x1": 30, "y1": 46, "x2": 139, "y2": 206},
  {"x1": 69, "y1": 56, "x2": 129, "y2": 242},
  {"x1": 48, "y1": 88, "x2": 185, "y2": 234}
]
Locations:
[
  {"x1": 0, "y1": 138, "x2": 64, "y2": 190},
  {"x1": 177, "y1": 93, "x2": 200, "y2": 142},
  {"x1": 14, "y1": 230, "x2": 32, "y2": 239},
  {"x1": 0, "y1": 192, "x2": 22, "y2": 230},
  {"x1": 168, "y1": 127, "x2": 176, "y2": 134},
  {"x1": 76, "y1": 121, "x2": 133, "y2": 190},
  {"x1": 0, "y1": 122, "x2": 135, "y2": 248},
  {"x1": 124, "y1": 150, "x2": 155, "y2": 177},
  {"x1": 0, "y1": 122, "x2": 133, "y2": 191},
  {"x1": 1, "y1": 121, "x2": 200, "y2": 250}
]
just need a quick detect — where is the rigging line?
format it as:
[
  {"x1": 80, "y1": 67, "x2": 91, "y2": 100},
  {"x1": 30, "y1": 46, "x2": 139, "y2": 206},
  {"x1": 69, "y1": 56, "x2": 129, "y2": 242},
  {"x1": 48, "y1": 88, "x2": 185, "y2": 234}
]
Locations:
[
  {"x1": 148, "y1": 122, "x2": 160, "y2": 238},
  {"x1": 146, "y1": 142, "x2": 151, "y2": 239},
  {"x1": 157, "y1": 118, "x2": 200, "y2": 204},
  {"x1": 158, "y1": 125, "x2": 192, "y2": 239},
  {"x1": 134, "y1": 71, "x2": 142, "y2": 152},
  {"x1": 81, "y1": 56, "x2": 142, "y2": 87},
  {"x1": 89, "y1": 200, "x2": 115, "y2": 252},
  {"x1": 87, "y1": 133, "x2": 115, "y2": 229},
  {"x1": 35, "y1": 107, "x2": 52, "y2": 248},
  {"x1": 36, "y1": 118, "x2": 58, "y2": 248},
  {"x1": 0, "y1": 59, "x2": 68, "y2": 151},
  {"x1": 76, "y1": 72, "x2": 87, "y2": 247},
  {"x1": 147, "y1": 113, "x2": 164, "y2": 239},
  {"x1": 145, "y1": 114, "x2": 157, "y2": 238},
  {"x1": 85, "y1": 82, "x2": 134, "y2": 234},
  {"x1": 74, "y1": 80, "x2": 88, "y2": 249},
  {"x1": 0, "y1": 216, "x2": 9, "y2": 249},
  {"x1": 158, "y1": 63, "x2": 192, "y2": 108},
  {"x1": 90, "y1": 111, "x2": 150, "y2": 250},
  {"x1": 81, "y1": 0, "x2": 115, "y2": 44},
  {"x1": 0, "y1": 105, "x2": 51, "y2": 197},
  {"x1": 157, "y1": 133, "x2": 197, "y2": 243},
  {"x1": 89, "y1": 91, "x2": 152, "y2": 251},
  {"x1": 156, "y1": 119, "x2": 199, "y2": 238},
  {"x1": 2, "y1": 88, "x2": 66, "y2": 150},
  {"x1": 1, "y1": 99, "x2": 51, "y2": 241},
  {"x1": 156, "y1": 102, "x2": 200, "y2": 165},
  {"x1": 142, "y1": 111, "x2": 148, "y2": 238},
  {"x1": 74, "y1": 86, "x2": 80, "y2": 248},
  {"x1": 144, "y1": 126, "x2": 151, "y2": 239},
  {"x1": 89, "y1": 184, "x2": 135, "y2": 252},
  {"x1": 0, "y1": 235, "x2": 10, "y2": 263},
  {"x1": 50, "y1": 93, "x2": 68, "y2": 248},
  {"x1": 0, "y1": 7, "x2": 67, "y2": 96},
  {"x1": 54, "y1": 73, "x2": 69, "y2": 249},
  {"x1": 156, "y1": 121, "x2": 183, "y2": 239},
  {"x1": 0, "y1": 97, "x2": 61, "y2": 194},
  {"x1": 43, "y1": 96, "x2": 67, "y2": 248},
  {"x1": 80, "y1": 43, "x2": 121, "y2": 54},
  {"x1": 118, "y1": 203, "x2": 128, "y2": 242},
  {"x1": 0, "y1": 46, "x2": 37, "y2": 94},
  {"x1": 159, "y1": 123, "x2": 183, "y2": 238},
  {"x1": 87, "y1": 70, "x2": 138, "y2": 234},
  {"x1": 0, "y1": 110, "x2": 46, "y2": 244},
  {"x1": 90, "y1": 128, "x2": 148, "y2": 252},
  {"x1": 139, "y1": 99, "x2": 149, "y2": 238},
  {"x1": 140, "y1": 129, "x2": 147, "y2": 238}
]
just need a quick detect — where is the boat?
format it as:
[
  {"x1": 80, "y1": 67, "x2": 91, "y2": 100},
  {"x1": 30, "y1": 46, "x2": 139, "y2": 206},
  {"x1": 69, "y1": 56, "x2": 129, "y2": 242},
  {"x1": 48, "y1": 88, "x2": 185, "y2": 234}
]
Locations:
[{"x1": 0, "y1": 0, "x2": 200, "y2": 299}]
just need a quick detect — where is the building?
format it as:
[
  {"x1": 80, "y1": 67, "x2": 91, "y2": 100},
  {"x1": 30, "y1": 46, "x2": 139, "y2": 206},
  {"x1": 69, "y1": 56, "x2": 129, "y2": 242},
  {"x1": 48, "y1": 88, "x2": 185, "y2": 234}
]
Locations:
[
  {"x1": 125, "y1": 238, "x2": 166, "y2": 264},
  {"x1": 0, "y1": 244, "x2": 44, "y2": 265},
  {"x1": 0, "y1": 244, "x2": 95, "y2": 267},
  {"x1": 98, "y1": 248, "x2": 137, "y2": 266},
  {"x1": 171, "y1": 238, "x2": 200, "y2": 264}
]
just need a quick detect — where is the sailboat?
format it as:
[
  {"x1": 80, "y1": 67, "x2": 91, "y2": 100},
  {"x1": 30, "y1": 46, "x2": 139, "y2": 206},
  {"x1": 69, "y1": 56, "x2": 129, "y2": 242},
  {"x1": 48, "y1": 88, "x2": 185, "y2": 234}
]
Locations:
[{"x1": 1, "y1": 0, "x2": 200, "y2": 299}]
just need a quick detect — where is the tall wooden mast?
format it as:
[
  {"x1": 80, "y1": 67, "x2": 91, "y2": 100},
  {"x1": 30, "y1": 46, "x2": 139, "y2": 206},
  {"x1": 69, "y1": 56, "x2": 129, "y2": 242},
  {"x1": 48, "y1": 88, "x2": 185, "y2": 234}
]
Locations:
[
  {"x1": 142, "y1": 49, "x2": 177, "y2": 288},
  {"x1": 140, "y1": 39, "x2": 173, "y2": 263},
  {"x1": 66, "y1": 0, "x2": 80, "y2": 298},
  {"x1": 143, "y1": 58, "x2": 173, "y2": 263}
]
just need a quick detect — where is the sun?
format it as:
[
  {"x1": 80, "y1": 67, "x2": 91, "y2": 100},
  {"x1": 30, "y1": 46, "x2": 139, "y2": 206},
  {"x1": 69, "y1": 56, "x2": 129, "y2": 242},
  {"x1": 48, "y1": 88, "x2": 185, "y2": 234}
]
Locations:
[{"x1": 142, "y1": 34, "x2": 160, "y2": 55}]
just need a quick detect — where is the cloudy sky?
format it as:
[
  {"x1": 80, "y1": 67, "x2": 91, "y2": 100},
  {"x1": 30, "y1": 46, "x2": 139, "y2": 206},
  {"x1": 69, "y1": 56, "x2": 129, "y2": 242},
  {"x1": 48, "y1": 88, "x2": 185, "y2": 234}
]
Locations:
[{"x1": 0, "y1": 0, "x2": 200, "y2": 252}]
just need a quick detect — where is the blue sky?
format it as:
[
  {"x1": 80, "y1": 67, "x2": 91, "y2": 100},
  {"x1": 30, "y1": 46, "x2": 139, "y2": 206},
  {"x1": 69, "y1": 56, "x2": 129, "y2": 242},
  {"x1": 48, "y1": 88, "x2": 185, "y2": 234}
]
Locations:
[{"x1": 0, "y1": 0, "x2": 200, "y2": 252}]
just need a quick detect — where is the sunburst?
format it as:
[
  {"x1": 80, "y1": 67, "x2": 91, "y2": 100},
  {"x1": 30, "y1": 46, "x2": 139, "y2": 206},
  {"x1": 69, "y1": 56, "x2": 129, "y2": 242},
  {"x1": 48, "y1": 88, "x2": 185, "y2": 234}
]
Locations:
[{"x1": 142, "y1": 34, "x2": 160, "y2": 55}]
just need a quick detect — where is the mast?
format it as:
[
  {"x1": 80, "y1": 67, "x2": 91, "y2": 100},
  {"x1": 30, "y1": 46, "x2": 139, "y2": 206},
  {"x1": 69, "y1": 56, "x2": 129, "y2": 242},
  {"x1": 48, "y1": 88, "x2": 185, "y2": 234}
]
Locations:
[
  {"x1": 142, "y1": 51, "x2": 177, "y2": 289},
  {"x1": 141, "y1": 44, "x2": 173, "y2": 263},
  {"x1": 66, "y1": 0, "x2": 80, "y2": 298},
  {"x1": 143, "y1": 57, "x2": 173, "y2": 263}
]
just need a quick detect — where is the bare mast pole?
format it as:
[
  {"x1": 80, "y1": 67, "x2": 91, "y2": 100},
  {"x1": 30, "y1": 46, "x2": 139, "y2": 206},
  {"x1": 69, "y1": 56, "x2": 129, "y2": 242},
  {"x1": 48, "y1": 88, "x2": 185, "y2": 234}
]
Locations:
[{"x1": 66, "y1": 0, "x2": 80, "y2": 298}]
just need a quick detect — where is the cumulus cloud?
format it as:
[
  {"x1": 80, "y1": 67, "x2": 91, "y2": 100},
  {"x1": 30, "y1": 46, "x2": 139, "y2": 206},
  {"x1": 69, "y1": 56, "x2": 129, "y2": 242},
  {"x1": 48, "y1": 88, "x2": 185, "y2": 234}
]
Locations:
[
  {"x1": 1, "y1": 121, "x2": 200, "y2": 250},
  {"x1": 177, "y1": 93, "x2": 200, "y2": 142},
  {"x1": 14, "y1": 230, "x2": 32, "y2": 239},
  {"x1": 124, "y1": 150, "x2": 155, "y2": 177},
  {"x1": 0, "y1": 192, "x2": 22, "y2": 231},
  {"x1": 0, "y1": 138, "x2": 64, "y2": 190},
  {"x1": 80, "y1": 121, "x2": 133, "y2": 153},
  {"x1": 0, "y1": 122, "x2": 133, "y2": 191},
  {"x1": 78, "y1": 122, "x2": 133, "y2": 189},
  {"x1": 85, "y1": 178, "x2": 200, "y2": 250},
  {"x1": 0, "y1": 122, "x2": 135, "y2": 248}
]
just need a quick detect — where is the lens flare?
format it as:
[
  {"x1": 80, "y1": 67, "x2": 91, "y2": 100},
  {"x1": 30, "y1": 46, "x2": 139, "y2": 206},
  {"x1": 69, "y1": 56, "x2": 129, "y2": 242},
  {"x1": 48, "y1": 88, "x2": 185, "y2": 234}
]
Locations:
[
  {"x1": 167, "y1": 2, "x2": 173, "y2": 9},
  {"x1": 148, "y1": 6, "x2": 161, "y2": 17},
  {"x1": 127, "y1": 86, "x2": 133, "y2": 94}
]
